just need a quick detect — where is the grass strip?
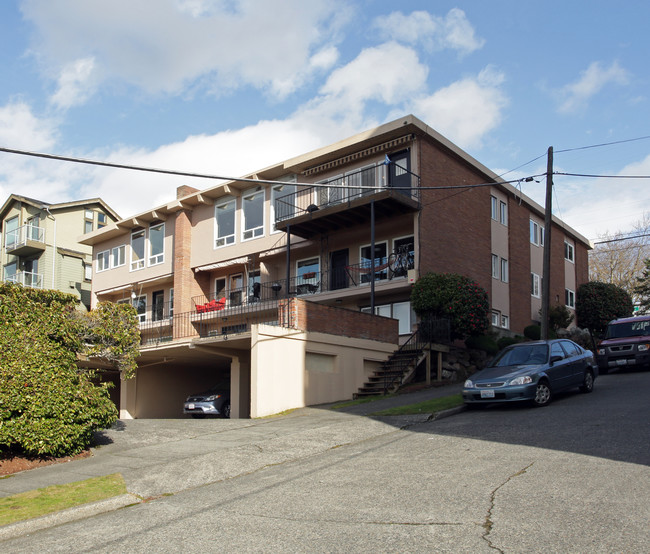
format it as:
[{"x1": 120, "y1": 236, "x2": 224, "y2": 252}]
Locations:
[
  {"x1": 329, "y1": 394, "x2": 396, "y2": 410},
  {"x1": 370, "y1": 394, "x2": 464, "y2": 416},
  {"x1": 0, "y1": 473, "x2": 127, "y2": 526}
]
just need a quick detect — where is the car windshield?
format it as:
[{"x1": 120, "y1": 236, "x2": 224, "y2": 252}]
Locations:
[
  {"x1": 489, "y1": 344, "x2": 549, "y2": 367},
  {"x1": 605, "y1": 319, "x2": 650, "y2": 338}
]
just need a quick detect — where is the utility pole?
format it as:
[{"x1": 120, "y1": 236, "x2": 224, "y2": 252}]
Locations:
[{"x1": 541, "y1": 146, "x2": 553, "y2": 340}]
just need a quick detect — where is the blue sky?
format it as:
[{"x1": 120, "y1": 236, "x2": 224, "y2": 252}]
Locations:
[{"x1": 1, "y1": 0, "x2": 649, "y2": 242}]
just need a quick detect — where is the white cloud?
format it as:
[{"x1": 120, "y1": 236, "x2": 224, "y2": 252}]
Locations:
[
  {"x1": 320, "y1": 42, "x2": 428, "y2": 107},
  {"x1": 20, "y1": 0, "x2": 350, "y2": 104},
  {"x1": 49, "y1": 57, "x2": 96, "y2": 110},
  {"x1": 0, "y1": 101, "x2": 58, "y2": 150},
  {"x1": 409, "y1": 67, "x2": 507, "y2": 149},
  {"x1": 558, "y1": 61, "x2": 629, "y2": 113},
  {"x1": 372, "y1": 8, "x2": 484, "y2": 55}
]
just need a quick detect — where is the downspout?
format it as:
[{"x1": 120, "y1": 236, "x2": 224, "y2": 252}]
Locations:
[{"x1": 45, "y1": 207, "x2": 56, "y2": 289}]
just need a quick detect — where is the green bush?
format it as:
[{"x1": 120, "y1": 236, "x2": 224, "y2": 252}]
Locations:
[
  {"x1": 0, "y1": 284, "x2": 125, "y2": 457},
  {"x1": 524, "y1": 325, "x2": 557, "y2": 340},
  {"x1": 497, "y1": 336, "x2": 523, "y2": 350},
  {"x1": 576, "y1": 281, "x2": 633, "y2": 334},
  {"x1": 411, "y1": 272, "x2": 489, "y2": 339},
  {"x1": 465, "y1": 335, "x2": 498, "y2": 355}
]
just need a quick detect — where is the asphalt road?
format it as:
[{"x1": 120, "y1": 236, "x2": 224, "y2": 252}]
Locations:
[{"x1": 1, "y1": 370, "x2": 648, "y2": 553}]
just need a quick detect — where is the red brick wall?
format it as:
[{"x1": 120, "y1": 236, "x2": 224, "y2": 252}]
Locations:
[
  {"x1": 508, "y1": 198, "x2": 533, "y2": 331},
  {"x1": 173, "y1": 209, "x2": 196, "y2": 316},
  {"x1": 279, "y1": 298, "x2": 398, "y2": 344},
  {"x1": 417, "y1": 138, "x2": 492, "y2": 299}
]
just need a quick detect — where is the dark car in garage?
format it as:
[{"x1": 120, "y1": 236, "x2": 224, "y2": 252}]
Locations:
[{"x1": 183, "y1": 383, "x2": 231, "y2": 418}]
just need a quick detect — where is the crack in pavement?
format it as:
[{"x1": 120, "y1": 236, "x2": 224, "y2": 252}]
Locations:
[{"x1": 482, "y1": 461, "x2": 535, "y2": 553}]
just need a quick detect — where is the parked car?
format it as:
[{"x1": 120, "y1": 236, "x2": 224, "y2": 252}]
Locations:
[
  {"x1": 596, "y1": 315, "x2": 650, "y2": 374},
  {"x1": 183, "y1": 383, "x2": 231, "y2": 418},
  {"x1": 463, "y1": 339, "x2": 597, "y2": 407}
]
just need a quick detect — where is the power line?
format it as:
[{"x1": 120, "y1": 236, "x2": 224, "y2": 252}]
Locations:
[
  {"x1": 0, "y1": 145, "x2": 539, "y2": 191},
  {"x1": 555, "y1": 171, "x2": 650, "y2": 179},
  {"x1": 556, "y1": 135, "x2": 650, "y2": 154},
  {"x1": 593, "y1": 233, "x2": 650, "y2": 245}
]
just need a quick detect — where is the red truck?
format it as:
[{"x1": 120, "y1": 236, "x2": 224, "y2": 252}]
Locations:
[{"x1": 596, "y1": 315, "x2": 650, "y2": 373}]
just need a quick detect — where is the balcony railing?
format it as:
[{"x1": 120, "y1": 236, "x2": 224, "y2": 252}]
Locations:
[
  {"x1": 5, "y1": 271, "x2": 44, "y2": 289},
  {"x1": 274, "y1": 165, "x2": 420, "y2": 224},
  {"x1": 5, "y1": 224, "x2": 45, "y2": 251}
]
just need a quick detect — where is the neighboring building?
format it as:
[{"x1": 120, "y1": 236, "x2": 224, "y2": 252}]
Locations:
[
  {"x1": 0, "y1": 195, "x2": 120, "y2": 310},
  {"x1": 81, "y1": 115, "x2": 591, "y2": 419}
]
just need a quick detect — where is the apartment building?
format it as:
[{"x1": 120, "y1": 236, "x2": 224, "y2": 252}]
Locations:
[
  {"x1": 82, "y1": 115, "x2": 591, "y2": 419},
  {"x1": 1, "y1": 195, "x2": 120, "y2": 309}
]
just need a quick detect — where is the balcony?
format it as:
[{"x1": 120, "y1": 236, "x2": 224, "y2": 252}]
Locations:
[
  {"x1": 5, "y1": 225, "x2": 46, "y2": 256},
  {"x1": 6, "y1": 271, "x2": 44, "y2": 289},
  {"x1": 274, "y1": 165, "x2": 420, "y2": 239}
]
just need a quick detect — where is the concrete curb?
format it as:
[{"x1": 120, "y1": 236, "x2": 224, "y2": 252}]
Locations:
[
  {"x1": 0, "y1": 493, "x2": 141, "y2": 541},
  {"x1": 428, "y1": 405, "x2": 467, "y2": 421}
]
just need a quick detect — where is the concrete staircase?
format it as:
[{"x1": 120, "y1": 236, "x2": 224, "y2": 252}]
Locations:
[{"x1": 355, "y1": 344, "x2": 428, "y2": 397}]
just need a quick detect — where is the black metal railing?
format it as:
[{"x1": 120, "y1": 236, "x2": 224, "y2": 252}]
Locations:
[
  {"x1": 379, "y1": 317, "x2": 451, "y2": 393},
  {"x1": 274, "y1": 165, "x2": 420, "y2": 224}
]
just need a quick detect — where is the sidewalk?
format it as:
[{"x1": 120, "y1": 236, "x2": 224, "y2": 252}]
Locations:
[{"x1": 0, "y1": 383, "x2": 463, "y2": 539}]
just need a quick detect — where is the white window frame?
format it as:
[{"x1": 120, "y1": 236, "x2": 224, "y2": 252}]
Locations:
[
  {"x1": 499, "y1": 201, "x2": 508, "y2": 226},
  {"x1": 97, "y1": 250, "x2": 110, "y2": 272},
  {"x1": 491, "y1": 254, "x2": 499, "y2": 279},
  {"x1": 491, "y1": 311, "x2": 500, "y2": 326},
  {"x1": 242, "y1": 187, "x2": 265, "y2": 241},
  {"x1": 130, "y1": 229, "x2": 145, "y2": 271},
  {"x1": 84, "y1": 209, "x2": 94, "y2": 234},
  {"x1": 111, "y1": 245, "x2": 126, "y2": 268},
  {"x1": 148, "y1": 222, "x2": 165, "y2": 266},
  {"x1": 84, "y1": 263, "x2": 92, "y2": 281},
  {"x1": 215, "y1": 197, "x2": 236, "y2": 248},
  {"x1": 97, "y1": 212, "x2": 107, "y2": 228},
  {"x1": 565, "y1": 288, "x2": 575, "y2": 308},
  {"x1": 500, "y1": 258, "x2": 509, "y2": 283},
  {"x1": 531, "y1": 272, "x2": 541, "y2": 298},
  {"x1": 362, "y1": 301, "x2": 415, "y2": 335},
  {"x1": 490, "y1": 196, "x2": 498, "y2": 220},
  {"x1": 530, "y1": 220, "x2": 545, "y2": 246},
  {"x1": 564, "y1": 241, "x2": 575, "y2": 263},
  {"x1": 296, "y1": 257, "x2": 320, "y2": 281},
  {"x1": 501, "y1": 314, "x2": 509, "y2": 329}
]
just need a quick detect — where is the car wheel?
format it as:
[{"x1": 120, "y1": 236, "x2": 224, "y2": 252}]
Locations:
[
  {"x1": 191, "y1": 414, "x2": 205, "y2": 419},
  {"x1": 222, "y1": 402, "x2": 231, "y2": 419},
  {"x1": 580, "y1": 370, "x2": 595, "y2": 393},
  {"x1": 532, "y1": 380, "x2": 552, "y2": 407}
]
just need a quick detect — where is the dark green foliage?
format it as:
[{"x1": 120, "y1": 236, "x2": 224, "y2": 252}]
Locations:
[
  {"x1": 524, "y1": 325, "x2": 541, "y2": 340},
  {"x1": 524, "y1": 325, "x2": 557, "y2": 340},
  {"x1": 465, "y1": 335, "x2": 498, "y2": 355},
  {"x1": 497, "y1": 336, "x2": 524, "y2": 350},
  {"x1": 547, "y1": 304, "x2": 574, "y2": 331},
  {"x1": 576, "y1": 281, "x2": 633, "y2": 333},
  {"x1": 633, "y1": 259, "x2": 650, "y2": 315},
  {"x1": 0, "y1": 284, "x2": 139, "y2": 457},
  {"x1": 411, "y1": 273, "x2": 489, "y2": 339}
]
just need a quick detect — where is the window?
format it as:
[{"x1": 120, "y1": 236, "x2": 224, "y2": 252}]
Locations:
[
  {"x1": 347, "y1": 164, "x2": 377, "y2": 199},
  {"x1": 530, "y1": 220, "x2": 545, "y2": 246},
  {"x1": 271, "y1": 182, "x2": 296, "y2": 231},
  {"x1": 5, "y1": 215, "x2": 19, "y2": 248},
  {"x1": 97, "y1": 213, "x2": 107, "y2": 228},
  {"x1": 491, "y1": 254, "x2": 499, "y2": 279},
  {"x1": 531, "y1": 273, "x2": 541, "y2": 297},
  {"x1": 131, "y1": 229, "x2": 145, "y2": 271},
  {"x1": 112, "y1": 245, "x2": 126, "y2": 268},
  {"x1": 215, "y1": 198, "x2": 236, "y2": 247},
  {"x1": 134, "y1": 295, "x2": 147, "y2": 323},
  {"x1": 360, "y1": 242, "x2": 388, "y2": 282},
  {"x1": 297, "y1": 257, "x2": 320, "y2": 281},
  {"x1": 392, "y1": 236, "x2": 415, "y2": 272},
  {"x1": 242, "y1": 187, "x2": 264, "y2": 240},
  {"x1": 500, "y1": 201, "x2": 508, "y2": 226},
  {"x1": 84, "y1": 263, "x2": 92, "y2": 281},
  {"x1": 214, "y1": 278, "x2": 227, "y2": 300},
  {"x1": 564, "y1": 241, "x2": 574, "y2": 262},
  {"x1": 500, "y1": 258, "x2": 509, "y2": 283},
  {"x1": 491, "y1": 196, "x2": 498, "y2": 220},
  {"x1": 152, "y1": 290, "x2": 165, "y2": 321},
  {"x1": 491, "y1": 311, "x2": 500, "y2": 326},
  {"x1": 248, "y1": 270, "x2": 261, "y2": 301},
  {"x1": 501, "y1": 315, "x2": 509, "y2": 329},
  {"x1": 27, "y1": 215, "x2": 40, "y2": 240},
  {"x1": 148, "y1": 222, "x2": 165, "y2": 265},
  {"x1": 84, "y1": 210, "x2": 94, "y2": 234},
  {"x1": 565, "y1": 288, "x2": 575, "y2": 308},
  {"x1": 550, "y1": 342, "x2": 565, "y2": 360},
  {"x1": 97, "y1": 250, "x2": 110, "y2": 272},
  {"x1": 169, "y1": 288, "x2": 174, "y2": 317},
  {"x1": 362, "y1": 301, "x2": 415, "y2": 335}
]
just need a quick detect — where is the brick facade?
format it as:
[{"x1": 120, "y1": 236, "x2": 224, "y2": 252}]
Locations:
[{"x1": 508, "y1": 197, "x2": 533, "y2": 332}]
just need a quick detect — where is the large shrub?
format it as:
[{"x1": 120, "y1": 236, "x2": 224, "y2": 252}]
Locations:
[
  {"x1": 411, "y1": 272, "x2": 489, "y2": 339},
  {"x1": 0, "y1": 284, "x2": 138, "y2": 457},
  {"x1": 576, "y1": 281, "x2": 633, "y2": 334}
]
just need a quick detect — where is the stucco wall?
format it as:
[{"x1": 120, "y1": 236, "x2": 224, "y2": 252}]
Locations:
[{"x1": 250, "y1": 324, "x2": 394, "y2": 418}]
